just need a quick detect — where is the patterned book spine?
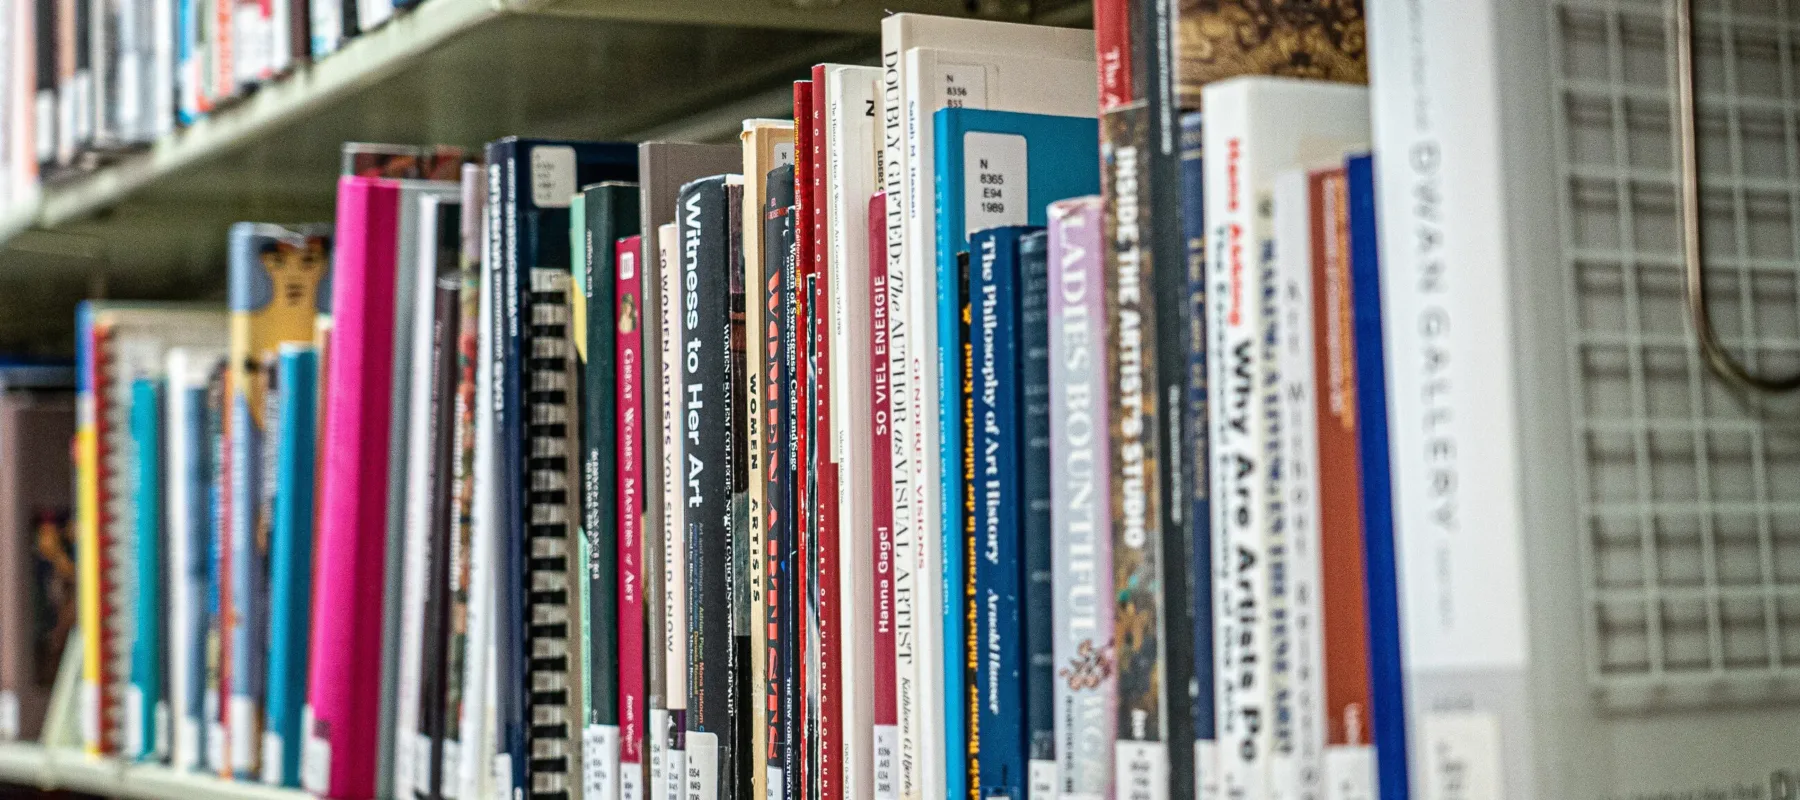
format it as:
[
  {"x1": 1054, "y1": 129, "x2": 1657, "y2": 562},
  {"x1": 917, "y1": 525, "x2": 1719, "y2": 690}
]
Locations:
[
  {"x1": 447, "y1": 163, "x2": 486, "y2": 800},
  {"x1": 1178, "y1": 112, "x2": 1216, "y2": 800},
  {"x1": 1018, "y1": 230, "x2": 1056, "y2": 800},
  {"x1": 658, "y1": 221, "x2": 688, "y2": 800},
  {"x1": 764, "y1": 164, "x2": 797, "y2": 800},
  {"x1": 525, "y1": 266, "x2": 580, "y2": 800},
  {"x1": 1048, "y1": 197, "x2": 1115, "y2": 800},
  {"x1": 617, "y1": 235, "x2": 647, "y2": 800},
  {"x1": 869, "y1": 192, "x2": 898, "y2": 800},
  {"x1": 1100, "y1": 108, "x2": 1169, "y2": 800},
  {"x1": 74, "y1": 307, "x2": 113, "y2": 755},
  {"x1": 1309, "y1": 166, "x2": 1375, "y2": 798},
  {"x1": 265, "y1": 345, "x2": 317, "y2": 788},
  {"x1": 205, "y1": 358, "x2": 229, "y2": 775}
]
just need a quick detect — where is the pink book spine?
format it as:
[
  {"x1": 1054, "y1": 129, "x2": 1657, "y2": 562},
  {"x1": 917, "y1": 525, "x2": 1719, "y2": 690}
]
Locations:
[
  {"x1": 867, "y1": 194, "x2": 897, "y2": 790},
  {"x1": 305, "y1": 176, "x2": 401, "y2": 800},
  {"x1": 616, "y1": 235, "x2": 647, "y2": 787}
]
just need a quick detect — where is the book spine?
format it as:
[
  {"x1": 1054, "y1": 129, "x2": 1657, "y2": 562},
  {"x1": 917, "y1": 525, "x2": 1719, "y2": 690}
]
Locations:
[
  {"x1": 578, "y1": 189, "x2": 623, "y2": 800},
  {"x1": 305, "y1": 177, "x2": 401, "y2": 799},
  {"x1": 1018, "y1": 230, "x2": 1056, "y2": 800},
  {"x1": 658, "y1": 220, "x2": 688, "y2": 800},
  {"x1": 876, "y1": 44, "x2": 920, "y2": 800},
  {"x1": 970, "y1": 228, "x2": 1026, "y2": 800},
  {"x1": 1094, "y1": 0, "x2": 1131, "y2": 112},
  {"x1": 205, "y1": 361, "x2": 227, "y2": 774},
  {"x1": 1100, "y1": 107, "x2": 1169, "y2": 800},
  {"x1": 809, "y1": 65, "x2": 842, "y2": 800},
  {"x1": 869, "y1": 192, "x2": 898, "y2": 800},
  {"x1": 265, "y1": 346, "x2": 316, "y2": 788},
  {"x1": 486, "y1": 144, "x2": 529, "y2": 800},
  {"x1": 764, "y1": 165, "x2": 797, "y2": 800},
  {"x1": 417, "y1": 271, "x2": 463, "y2": 800},
  {"x1": 1273, "y1": 169, "x2": 1318, "y2": 800},
  {"x1": 1204, "y1": 102, "x2": 1270, "y2": 800},
  {"x1": 790, "y1": 79, "x2": 814, "y2": 800},
  {"x1": 1048, "y1": 197, "x2": 1115, "y2": 800},
  {"x1": 168, "y1": 355, "x2": 208, "y2": 773},
  {"x1": 459, "y1": 238, "x2": 498, "y2": 800},
  {"x1": 443, "y1": 254, "x2": 481, "y2": 800},
  {"x1": 1178, "y1": 112, "x2": 1217, "y2": 800},
  {"x1": 1343, "y1": 153, "x2": 1408, "y2": 800},
  {"x1": 617, "y1": 234, "x2": 647, "y2": 800},
  {"x1": 74, "y1": 308, "x2": 110, "y2": 755},
  {"x1": 128, "y1": 377, "x2": 164, "y2": 762},
  {"x1": 644, "y1": 218, "x2": 668, "y2": 800},
  {"x1": 1308, "y1": 167, "x2": 1376, "y2": 799}
]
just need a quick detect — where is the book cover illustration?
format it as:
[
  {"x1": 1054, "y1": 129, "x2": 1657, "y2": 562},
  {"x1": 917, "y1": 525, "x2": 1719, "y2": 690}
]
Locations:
[{"x1": 1174, "y1": 0, "x2": 1367, "y2": 111}]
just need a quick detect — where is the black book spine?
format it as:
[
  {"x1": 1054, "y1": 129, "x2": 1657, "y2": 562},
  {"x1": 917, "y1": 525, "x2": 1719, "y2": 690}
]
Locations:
[
  {"x1": 727, "y1": 183, "x2": 752, "y2": 800},
  {"x1": 678, "y1": 174, "x2": 741, "y2": 800},
  {"x1": 418, "y1": 262, "x2": 462, "y2": 800},
  {"x1": 35, "y1": 0, "x2": 56, "y2": 169},
  {"x1": 1018, "y1": 230, "x2": 1056, "y2": 778},
  {"x1": 767, "y1": 163, "x2": 801, "y2": 800}
]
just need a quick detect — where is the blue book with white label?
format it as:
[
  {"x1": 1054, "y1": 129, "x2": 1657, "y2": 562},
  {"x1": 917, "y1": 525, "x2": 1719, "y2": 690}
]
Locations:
[
  {"x1": 932, "y1": 108, "x2": 1097, "y2": 786},
  {"x1": 1347, "y1": 152, "x2": 1411, "y2": 800},
  {"x1": 129, "y1": 377, "x2": 165, "y2": 762},
  {"x1": 966, "y1": 224, "x2": 1042, "y2": 799},
  {"x1": 1179, "y1": 110, "x2": 1217, "y2": 779},
  {"x1": 263, "y1": 345, "x2": 317, "y2": 787}
]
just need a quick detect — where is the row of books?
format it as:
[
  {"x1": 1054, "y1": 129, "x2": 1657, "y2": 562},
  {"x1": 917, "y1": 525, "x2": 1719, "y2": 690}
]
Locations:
[{"x1": 0, "y1": 0, "x2": 434, "y2": 208}]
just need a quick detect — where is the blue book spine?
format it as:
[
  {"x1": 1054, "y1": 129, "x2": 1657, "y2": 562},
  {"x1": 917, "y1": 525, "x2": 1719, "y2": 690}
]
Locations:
[
  {"x1": 932, "y1": 109, "x2": 1100, "y2": 797},
  {"x1": 180, "y1": 380, "x2": 211, "y2": 771},
  {"x1": 1347, "y1": 153, "x2": 1410, "y2": 800},
  {"x1": 1016, "y1": 230, "x2": 1055, "y2": 793},
  {"x1": 264, "y1": 346, "x2": 316, "y2": 788},
  {"x1": 228, "y1": 373, "x2": 268, "y2": 781},
  {"x1": 969, "y1": 226, "x2": 1035, "y2": 800},
  {"x1": 130, "y1": 377, "x2": 165, "y2": 762},
  {"x1": 1180, "y1": 111, "x2": 1217, "y2": 780}
]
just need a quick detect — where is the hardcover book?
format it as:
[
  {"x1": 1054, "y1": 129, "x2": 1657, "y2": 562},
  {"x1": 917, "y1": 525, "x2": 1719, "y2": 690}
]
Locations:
[
  {"x1": 615, "y1": 233, "x2": 647, "y2": 800},
  {"x1": 165, "y1": 346, "x2": 224, "y2": 772},
  {"x1": 126, "y1": 376, "x2": 164, "y2": 762},
  {"x1": 226, "y1": 221, "x2": 333, "y2": 780},
  {"x1": 263, "y1": 345, "x2": 317, "y2": 788},
  {"x1": 0, "y1": 370, "x2": 74, "y2": 745}
]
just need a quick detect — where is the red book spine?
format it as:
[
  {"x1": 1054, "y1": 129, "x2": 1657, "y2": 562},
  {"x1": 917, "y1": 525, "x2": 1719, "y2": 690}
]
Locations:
[
  {"x1": 809, "y1": 61, "x2": 841, "y2": 800},
  {"x1": 92, "y1": 325, "x2": 117, "y2": 755},
  {"x1": 1310, "y1": 169, "x2": 1375, "y2": 753},
  {"x1": 213, "y1": 0, "x2": 232, "y2": 102},
  {"x1": 1093, "y1": 0, "x2": 1132, "y2": 111},
  {"x1": 867, "y1": 192, "x2": 897, "y2": 792},
  {"x1": 790, "y1": 78, "x2": 814, "y2": 800},
  {"x1": 617, "y1": 235, "x2": 647, "y2": 787}
]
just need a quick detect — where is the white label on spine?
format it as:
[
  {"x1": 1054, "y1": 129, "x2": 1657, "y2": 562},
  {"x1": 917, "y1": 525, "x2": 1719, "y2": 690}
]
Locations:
[
  {"x1": 230, "y1": 696, "x2": 255, "y2": 771},
  {"x1": 683, "y1": 731, "x2": 716, "y2": 800},
  {"x1": 874, "y1": 724, "x2": 898, "y2": 800},
  {"x1": 961, "y1": 131, "x2": 1029, "y2": 235},
  {"x1": 1324, "y1": 745, "x2": 1375, "y2": 800},
  {"x1": 1114, "y1": 741, "x2": 1168, "y2": 800},
  {"x1": 1197, "y1": 740, "x2": 1221, "y2": 800},
  {"x1": 79, "y1": 680, "x2": 99, "y2": 748},
  {"x1": 765, "y1": 768, "x2": 782, "y2": 800},
  {"x1": 155, "y1": 700, "x2": 171, "y2": 758},
  {"x1": 666, "y1": 748, "x2": 686, "y2": 800},
  {"x1": 530, "y1": 146, "x2": 578, "y2": 208},
  {"x1": 34, "y1": 91, "x2": 54, "y2": 163},
  {"x1": 178, "y1": 718, "x2": 201, "y2": 770},
  {"x1": 208, "y1": 719, "x2": 227, "y2": 773},
  {"x1": 414, "y1": 732, "x2": 434, "y2": 791},
  {"x1": 1029, "y1": 759, "x2": 1058, "y2": 800},
  {"x1": 262, "y1": 731, "x2": 284, "y2": 785},
  {"x1": 125, "y1": 685, "x2": 146, "y2": 756},
  {"x1": 774, "y1": 143, "x2": 795, "y2": 167},
  {"x1": 0, "y1": 690, "x2": 18, "y2": 740},
  {"x1": 301, "y1": 707, "x2": 330, "y2": 795},
  {"x1": 585, "y1": 724, "x2": 620, "y2": 800},
  {"x1": 442, "y1": 740, "x2": 462, "y2": 800},
  {"x1": 491, "y1": 752, "x2": 513, "y2": 800},
  {"x1": 621, "y1": 745, "x2": 643, "y2": 800},
  {"x1": 937, "y1": 62, "x2": 989, "y2": 109},
  {"x1": 1420, "y1": 712, "x2": 1501, "y2": 800},
  {"x1": 648, "y1": 710, "x2": 667, "y2": 800}
]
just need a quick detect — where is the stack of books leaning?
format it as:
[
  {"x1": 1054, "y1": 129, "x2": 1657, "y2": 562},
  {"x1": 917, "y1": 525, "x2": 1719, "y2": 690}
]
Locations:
[{"x1": 0, "y1": 5, "x2": 1434, "y2": 800}]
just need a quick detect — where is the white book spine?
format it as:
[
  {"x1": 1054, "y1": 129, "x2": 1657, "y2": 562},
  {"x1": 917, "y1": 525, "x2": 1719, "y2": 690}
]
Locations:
[
  {"x1": 164, "y1": 349, "x2": 197, "y2": 771},
  {"x1": 458, "y1": 251, "x2": 497, "y2": 800},
  {"x1": 656, "y1": 222, "x2": 687, "y2": 777},
  {"x1": 150, "y1": 0, "x2": 173, "y2": 137},
  {"x1": 1274, "y1": 169, "x2": 1325, "y2": 800},
  {"x1": 827, "y1": 64, "x2": 882, "y2": 800},
  {"x1": 1368, "y1": 1, "x2": 1530, "y2": 797},
  {"x1": 877, "y1": 27, "x2": 921, "y2": 800}
]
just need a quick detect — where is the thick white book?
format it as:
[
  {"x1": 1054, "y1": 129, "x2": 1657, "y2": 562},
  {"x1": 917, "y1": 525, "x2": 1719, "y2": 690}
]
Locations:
[
  {"x1": 876, "y1": 18, "x2": 1094, "y2": 799},
  {"x1": 824, "y1": 62, "x2": 882, "y2": 800},
  {"x1": 1202, "y1": 76, "x2": 1368, "y2": 800}
]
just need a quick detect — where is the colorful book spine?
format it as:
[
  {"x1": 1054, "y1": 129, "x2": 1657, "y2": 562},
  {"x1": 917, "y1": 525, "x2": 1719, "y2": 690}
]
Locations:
[
  {"x1": 74, "y1": 303, "x2": 111, "y2": 755},
  {"x1": 128, "y1": 376, "x2": 165, "y2": 762},
  {"x1": 657, "y1": 220, "x2": 688, "y2": 800},
  {"x1": 305, "y1": 176, "x2": 402, "y2": 800},
  {"x1": 616, "y1": 234, "x2": 647, "y2": 800},
  {"x1": 447, "y1": 162, "x2": 485, "y2": 800},
  {"x1": 764, "y1": 164, "x2": 798, "y2": 800},
  {"x1": 204, "y1": 357, "x2": 228, "y2": 775},
  {"x1": 807, "y1": 65, "x2": 842, "y2": 800},
  {"x1": 958, "y1": 249, "x2": 976, "y2": 800},
  {"x1": 228, "y1": 222, "x2": 333, "y2": 781},
  {"x1": 868, "y1": 192, "x2": 898, "y2": 800},
  {"x1": 264, "y1": 345, "x2": 317, "y2": 788},
  {"x1": 1177, "y1": 111, "x2": 1216, "y2": 800},
  {"x1": 1018, "y1": 229, "x2": 1055, "y2": 800},
  {"x1": 1345, "y1": 152, "x2": 1408, "y2": 800},
  {"x1": 1048, "y1": 196, "x2": 1115, "y2": 799}
]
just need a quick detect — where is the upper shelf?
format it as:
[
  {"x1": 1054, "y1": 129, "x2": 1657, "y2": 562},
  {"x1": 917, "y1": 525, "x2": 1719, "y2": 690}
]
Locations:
[{"x1": 0, "y1": 0, "x2": 1081, "y2": 284}]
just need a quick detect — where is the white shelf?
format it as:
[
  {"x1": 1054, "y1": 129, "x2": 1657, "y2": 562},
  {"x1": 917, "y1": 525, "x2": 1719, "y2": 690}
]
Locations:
[{"x1": 0, "y1": 742, "x2": 308, "y2": 799}]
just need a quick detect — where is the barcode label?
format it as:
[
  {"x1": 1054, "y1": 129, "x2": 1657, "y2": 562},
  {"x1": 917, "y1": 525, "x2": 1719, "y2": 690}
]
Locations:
[
  {"x1": 586, "y1": 724, "x2": 619, "y2": 800},
  {"x1": 1114, "y1": 741, "x2": 1168, "y2": 800},
  {"x1": 1198, "y1": 739, "x2": 1221, "y2": 800},
  {"x1": 125, "y1": 686, "x2": 147, "y2": 756},
  {"x1": 1324, "y1": 745, "x2": 1376, "y2": 800},
  {"x1": 262, "y1": 731, "x2": 284, "y2": 785},
  {"x1": 1421, "y1": 712, "x2": 1501, "y2": 800},
  {"x1": 442, "y1": 740, "x2": 462, "y2": 800},
  {"x1": 684, "y1": 732, "x2": 716, "y2": 800},
  {"x1": 1029, "y1": 759, "x2": 1057, "y2": 800},
  {"x1": 154, "y1": 701, "x2": 171, "y2": 759},
  {"x1": 621, "y1": 746, "x2": 644, "y2": 800},
  {"x1": 492, "y1": 752, "x2": 514, "y2": 800},
  {"x1": 666, "y1": 749, "x2": 685, "y2": 800},
  {"x1": 0, "y1": 690, "x2": 19, "y2": 740},
  {"x1": 874, "y1": 724, "x2": 898, "y2": 800},
  {"x1": 230, "y1": 696, "x2": 256, "y2": 772}
]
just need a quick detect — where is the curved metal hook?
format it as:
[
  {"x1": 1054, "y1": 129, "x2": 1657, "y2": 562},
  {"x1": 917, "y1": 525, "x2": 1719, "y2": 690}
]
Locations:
[{"x1": 1675, "y1": 0, "x2": 1800, "y2": 393}]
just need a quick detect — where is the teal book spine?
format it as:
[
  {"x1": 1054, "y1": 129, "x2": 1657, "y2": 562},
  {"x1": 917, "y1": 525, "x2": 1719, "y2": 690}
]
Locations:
[
  {"x1": 129, "y1": 376, "x2": 166, "y2": 762},
  {"x1": 264, "y1": 345, "x2": 317, "y2": 788}
]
